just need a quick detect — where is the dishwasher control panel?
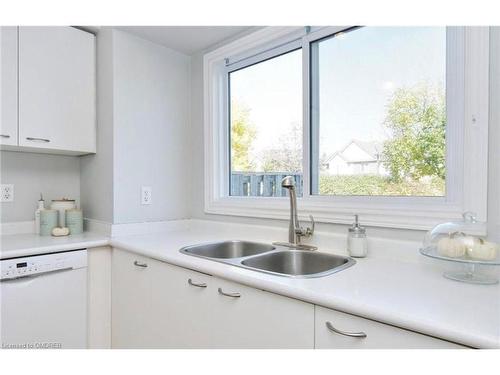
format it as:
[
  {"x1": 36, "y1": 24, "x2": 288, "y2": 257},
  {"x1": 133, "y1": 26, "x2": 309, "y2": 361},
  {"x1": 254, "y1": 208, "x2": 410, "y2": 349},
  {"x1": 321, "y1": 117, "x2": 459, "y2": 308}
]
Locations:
[{"x1": 0, "y1": 249, "x2": 87, "y2": 280}]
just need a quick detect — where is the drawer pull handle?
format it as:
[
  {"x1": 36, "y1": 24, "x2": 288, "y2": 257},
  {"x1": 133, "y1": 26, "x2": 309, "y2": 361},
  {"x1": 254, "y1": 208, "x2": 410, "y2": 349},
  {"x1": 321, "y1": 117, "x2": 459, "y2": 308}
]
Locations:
[
  {"x1": 218, "y1": 287, "x2": 241, "y2": 298},
  {"x1": 1, "y1": 134, "x2": 10, "y2": 138},
  {"x1": 326, "y1": 321, "x2": 367, "y2": 338},
  {"x1": 188, "y1": 278, "x2": 207, "y2": 288},
  {"x1": 26, "y1": 137, "x2": 50, "y2": 143},
  {"x1": 133, "y1": 260, "x2": 148, "y2": 268}
]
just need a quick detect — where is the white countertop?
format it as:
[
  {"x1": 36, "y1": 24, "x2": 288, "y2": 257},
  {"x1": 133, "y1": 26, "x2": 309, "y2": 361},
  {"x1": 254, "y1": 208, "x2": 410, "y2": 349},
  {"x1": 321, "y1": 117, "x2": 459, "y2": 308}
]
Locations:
[
  {"x1": 109, "y1": 224, "x2": 500, "y2": 349},
  {"x1": 0, "y1": 232, "x2": 109, "y2": 259},
  {"x1": 1, "y1": 220, "x2": 499, "y2": 348}
]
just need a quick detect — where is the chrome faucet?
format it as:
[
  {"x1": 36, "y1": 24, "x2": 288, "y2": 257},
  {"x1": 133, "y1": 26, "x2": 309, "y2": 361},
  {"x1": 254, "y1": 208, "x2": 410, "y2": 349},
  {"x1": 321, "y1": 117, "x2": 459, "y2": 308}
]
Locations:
[{"x1": 273, "y1": 176, "x2": 316, "y2": 250}]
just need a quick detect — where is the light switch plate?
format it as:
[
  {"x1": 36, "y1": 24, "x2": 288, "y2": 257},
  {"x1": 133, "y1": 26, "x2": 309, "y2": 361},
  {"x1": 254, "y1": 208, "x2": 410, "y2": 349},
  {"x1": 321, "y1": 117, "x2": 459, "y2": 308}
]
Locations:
[
  {"x1": 141, "y1": 186, "x2": 152, "y2": 205},
  {"x1": 1, "y1": 184, "x2": 14, "y2": 202}
]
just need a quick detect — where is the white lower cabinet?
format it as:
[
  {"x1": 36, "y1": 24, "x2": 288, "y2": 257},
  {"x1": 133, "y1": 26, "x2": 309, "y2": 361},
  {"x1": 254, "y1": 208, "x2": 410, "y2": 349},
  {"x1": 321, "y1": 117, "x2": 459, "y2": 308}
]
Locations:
[
  {"x1": 149, "y1": 261, "x2": 217, "y2": 348},
  {"x1": 314, "y1": 306, "x2": 465, "y2": 349},
  {"x1": 112, "y1": 248, "x2": 314, "y2": 348},
  {"x1": 112, "y1": 248, "x2": 464, "y2": 349},
  {"x1": 208, "y1": 278, "x2": 314, "y2": 348},
  {"x1": 112, "y1": 250, "x2": 153, "y2": 348}
]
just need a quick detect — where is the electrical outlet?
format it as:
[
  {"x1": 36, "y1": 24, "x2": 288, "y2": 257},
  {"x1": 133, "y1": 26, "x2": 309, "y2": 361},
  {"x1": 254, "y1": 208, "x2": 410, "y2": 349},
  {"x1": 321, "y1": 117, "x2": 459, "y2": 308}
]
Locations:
[
  {"x1": 141, "y1": 186, "x2": 152, "y2": 205},
  {"x1": 1, "y1": 184, "x2": 14, "y2": 202}
]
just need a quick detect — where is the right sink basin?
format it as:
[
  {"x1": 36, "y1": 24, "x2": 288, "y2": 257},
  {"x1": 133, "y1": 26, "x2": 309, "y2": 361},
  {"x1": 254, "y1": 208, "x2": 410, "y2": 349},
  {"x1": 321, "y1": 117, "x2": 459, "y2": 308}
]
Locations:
[{"x1": 241, "y1": 250, "x2": 355, "y2": 278}]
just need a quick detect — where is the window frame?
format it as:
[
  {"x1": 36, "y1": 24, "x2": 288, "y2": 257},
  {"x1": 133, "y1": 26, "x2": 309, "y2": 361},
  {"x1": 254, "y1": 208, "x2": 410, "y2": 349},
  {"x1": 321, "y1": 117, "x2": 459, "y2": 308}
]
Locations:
[
  {"x1": 308, "y1": 26, "x2": 462, "y2": 202},
  {"x1": 203, "y1": 26, "x2": 489, "y2": 230},
  {"x1": 226, "y1": 41, "x2": 303, "y2": 196}
]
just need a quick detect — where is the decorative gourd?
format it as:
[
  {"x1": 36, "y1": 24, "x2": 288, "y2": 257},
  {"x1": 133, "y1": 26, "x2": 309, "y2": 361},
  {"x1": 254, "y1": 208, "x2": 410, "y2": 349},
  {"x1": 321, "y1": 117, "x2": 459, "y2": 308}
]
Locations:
[
  {"x1": 459, "y1": 235, "x2": 479, "y2": 251},
  {"x1": 51, "y1": 227, "x2": 70, "y2": 237},
  {"x1": 467, "y1": 239, "x2": 499, "y2": 261},
  {"x1": 437, "y1": 233, "x2": 466, "y2": 258}
]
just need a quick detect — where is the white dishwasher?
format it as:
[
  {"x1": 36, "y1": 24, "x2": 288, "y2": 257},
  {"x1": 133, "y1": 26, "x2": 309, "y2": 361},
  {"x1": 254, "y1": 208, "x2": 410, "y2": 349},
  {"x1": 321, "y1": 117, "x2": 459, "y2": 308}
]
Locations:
[{"x1": 0, "y1": 249, "x2": 87, "y2": 349}]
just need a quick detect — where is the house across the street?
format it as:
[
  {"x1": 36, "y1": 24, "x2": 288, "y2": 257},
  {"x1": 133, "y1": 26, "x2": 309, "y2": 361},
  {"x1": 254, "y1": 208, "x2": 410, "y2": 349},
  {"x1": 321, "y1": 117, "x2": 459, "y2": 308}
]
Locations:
[{"x1": 322, "y1": 139, "x2": 387, "y2": 176}]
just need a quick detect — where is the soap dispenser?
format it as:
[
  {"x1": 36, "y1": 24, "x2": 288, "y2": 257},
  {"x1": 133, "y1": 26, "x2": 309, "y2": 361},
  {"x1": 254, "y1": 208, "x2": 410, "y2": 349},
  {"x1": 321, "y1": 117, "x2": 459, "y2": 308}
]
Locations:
[
  {"x1": 347, "y1": 214, "x2": 367, "y2": 258},
  {"x1": 34, "y1": 193, "x2": 45, "y2": 235}
]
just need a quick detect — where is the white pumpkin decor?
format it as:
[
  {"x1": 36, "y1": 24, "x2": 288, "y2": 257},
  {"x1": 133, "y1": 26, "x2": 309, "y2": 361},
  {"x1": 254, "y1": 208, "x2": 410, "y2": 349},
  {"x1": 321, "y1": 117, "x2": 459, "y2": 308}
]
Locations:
[
  {"x1": 459, "y1": 235, "x2": 479, "y2": 251},
  {"x1": 437, "y1": 233, "x2": 466, "y2": 258},
  {"x1": 467, "y1": 239, "x2": 499, "y2": 261}
]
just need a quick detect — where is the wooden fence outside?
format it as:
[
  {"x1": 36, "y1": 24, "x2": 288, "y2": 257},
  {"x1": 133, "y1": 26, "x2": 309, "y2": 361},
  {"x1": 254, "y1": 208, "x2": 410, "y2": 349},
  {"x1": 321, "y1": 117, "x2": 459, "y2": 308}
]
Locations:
[{"x1": 230, "y1": 172, "x2": 303, "y2": 197}]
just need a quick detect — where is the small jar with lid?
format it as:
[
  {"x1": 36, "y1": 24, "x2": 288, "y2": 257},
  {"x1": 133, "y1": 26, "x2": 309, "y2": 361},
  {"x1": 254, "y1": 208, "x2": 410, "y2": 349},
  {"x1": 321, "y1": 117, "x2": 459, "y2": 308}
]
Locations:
[
  {"x1": 50, "y1": 198, "x2": 76, "y2": 227},
  {"x1": 347, "y1": 214, "x2": 368, "y2": 258}
]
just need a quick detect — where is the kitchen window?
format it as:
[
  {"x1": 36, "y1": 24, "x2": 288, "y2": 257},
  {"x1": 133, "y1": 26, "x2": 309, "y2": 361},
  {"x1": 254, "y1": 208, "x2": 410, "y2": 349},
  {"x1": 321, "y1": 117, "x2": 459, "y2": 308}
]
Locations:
[
  {"x1": 204, "y1": 26, "x2": 489, "y2": 229},
  {"x1": 228, "y1": 49, "x2": 303, "y2": 197},
  {"x1": 310, "y1": 27, "x2": 447, "y2": 197}
]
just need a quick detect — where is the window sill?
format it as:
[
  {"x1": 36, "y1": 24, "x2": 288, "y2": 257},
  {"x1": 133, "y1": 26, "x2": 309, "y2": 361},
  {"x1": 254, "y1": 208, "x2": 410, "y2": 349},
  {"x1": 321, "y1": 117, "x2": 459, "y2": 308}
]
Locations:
[{"x1": 205, "y1": 196, "x2": 467, "y2": 231}]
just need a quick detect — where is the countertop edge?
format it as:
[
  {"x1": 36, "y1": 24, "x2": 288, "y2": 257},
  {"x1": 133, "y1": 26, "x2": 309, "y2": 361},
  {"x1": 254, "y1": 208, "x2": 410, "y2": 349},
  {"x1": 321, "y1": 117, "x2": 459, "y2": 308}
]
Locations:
[{"x1": 0, "y1": 238, "x2": 110, "y2": 259}]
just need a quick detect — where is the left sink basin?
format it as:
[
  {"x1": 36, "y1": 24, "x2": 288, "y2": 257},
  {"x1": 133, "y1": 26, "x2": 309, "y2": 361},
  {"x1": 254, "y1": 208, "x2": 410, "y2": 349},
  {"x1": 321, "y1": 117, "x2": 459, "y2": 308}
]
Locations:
[{"x1": 180, "y1": 240, "x2": 275, "y2": 259}]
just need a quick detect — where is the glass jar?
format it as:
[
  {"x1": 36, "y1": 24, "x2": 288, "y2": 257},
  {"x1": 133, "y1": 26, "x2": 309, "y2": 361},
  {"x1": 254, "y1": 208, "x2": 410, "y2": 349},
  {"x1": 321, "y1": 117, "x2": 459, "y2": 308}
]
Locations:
[{"x1": 347, "y1": 215, "x2": 367, "y2": 258}]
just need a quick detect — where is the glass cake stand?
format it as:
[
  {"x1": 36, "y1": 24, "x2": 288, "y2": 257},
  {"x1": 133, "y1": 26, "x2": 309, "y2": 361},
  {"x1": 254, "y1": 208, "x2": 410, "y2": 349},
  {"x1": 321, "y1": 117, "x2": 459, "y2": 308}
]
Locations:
[{"x1": 420, "y1": 246, "x2": 500, "y2": 285}]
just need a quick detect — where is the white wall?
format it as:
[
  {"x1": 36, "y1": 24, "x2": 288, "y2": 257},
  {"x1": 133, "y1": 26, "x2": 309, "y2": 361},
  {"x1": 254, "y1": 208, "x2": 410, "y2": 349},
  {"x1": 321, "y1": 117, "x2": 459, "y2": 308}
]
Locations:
[
  {"x1": 80, "y1": 28, "x2": 192, "y2": 225},
  {"x1": 0, "y1": 151, "x2": 80, "y2": 222},
  {"x1": 189, "y1": 28, "x2": 500, "y2": 243},
  {"x1": 112, "y1": 30, "x2": 191, "y2": 224},
  {"x1": 487, "y1": 27, "x2": 500, "y2": 242}
]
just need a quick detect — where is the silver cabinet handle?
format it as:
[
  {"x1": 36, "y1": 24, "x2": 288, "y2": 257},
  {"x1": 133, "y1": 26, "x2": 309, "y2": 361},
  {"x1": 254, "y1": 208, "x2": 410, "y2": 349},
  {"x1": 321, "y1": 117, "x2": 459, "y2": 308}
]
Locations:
[
  {"x1": 326, "y1": 321, "x2": 367, "y2": 338},
  {"x1": 188, "y1": 278, "x2": 207, "y2": 288},
  {"x1": 1, "y1": 134, "x2": 10, "y2": 138},
  {"x1": 26, "y1": 137, "x2": 50, "y2": 143},
  {"x1": 218, "y1": 287, "x2": 241, "y2": 298},
  {"x1": 133, "y1": 260, "x2": 148, "y2": 268}
]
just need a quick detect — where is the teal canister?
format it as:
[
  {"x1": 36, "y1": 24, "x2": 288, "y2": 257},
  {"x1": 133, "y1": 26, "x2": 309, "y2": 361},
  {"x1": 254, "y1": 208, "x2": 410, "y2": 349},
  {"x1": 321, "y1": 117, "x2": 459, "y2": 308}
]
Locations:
[
  {"x1": 66, "y1": 209, "x2": 83, "y2": 235},
  {"x1": 40, "y1": 209, "x2": 58, "y2": 236}
]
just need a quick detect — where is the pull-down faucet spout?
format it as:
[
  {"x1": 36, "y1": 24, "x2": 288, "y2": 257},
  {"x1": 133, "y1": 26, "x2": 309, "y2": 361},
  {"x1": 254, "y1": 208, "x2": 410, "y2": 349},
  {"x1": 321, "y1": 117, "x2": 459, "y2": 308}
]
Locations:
[{"x1": 274, "y1": 176, "x2": 316, "y2": 250}]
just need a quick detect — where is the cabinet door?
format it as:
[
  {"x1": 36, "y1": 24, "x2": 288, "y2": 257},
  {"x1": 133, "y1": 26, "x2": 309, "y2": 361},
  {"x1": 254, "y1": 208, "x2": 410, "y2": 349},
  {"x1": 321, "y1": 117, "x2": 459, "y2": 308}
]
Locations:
[
  {"x1": 0, "y1": 27, "x2": 18, "y2": 146},
  {"x1": 211, "y1": 278, "x2": 314, "y2": 348},
  {"x1": 18, "y1": 27, "x2": 95, "y2": 153},
  {"x1": 150, "y1": 262, "x2": 216, "y2": 348},
  {"x1": 315, "y1": 306, "x2": 465, "y2": 349},
  {"x1": 111, "y1": 249, "x2": 153, "y2": 348}
]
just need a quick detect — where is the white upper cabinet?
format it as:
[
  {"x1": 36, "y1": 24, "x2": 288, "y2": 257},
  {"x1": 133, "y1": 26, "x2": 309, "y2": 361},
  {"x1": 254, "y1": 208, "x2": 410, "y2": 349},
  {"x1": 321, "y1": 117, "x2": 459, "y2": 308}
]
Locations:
[
  {"x1": 0, "y1": 27, "x2": 18, "y2": 146},
  {"x1": 17, "y1": 27, "x2": 96, "y2": 154}
]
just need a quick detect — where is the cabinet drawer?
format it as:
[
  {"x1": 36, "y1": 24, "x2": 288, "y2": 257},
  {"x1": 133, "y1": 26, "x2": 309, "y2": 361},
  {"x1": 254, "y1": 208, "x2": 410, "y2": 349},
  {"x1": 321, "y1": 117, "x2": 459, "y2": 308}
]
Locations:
[{"x1": 315, "y1": 306, "x2": 465, "y2": 349}]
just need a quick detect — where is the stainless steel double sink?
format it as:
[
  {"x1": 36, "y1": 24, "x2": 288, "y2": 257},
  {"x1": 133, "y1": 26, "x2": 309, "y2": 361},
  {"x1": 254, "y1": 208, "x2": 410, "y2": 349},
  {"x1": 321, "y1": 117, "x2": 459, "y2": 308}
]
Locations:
[{"x1": 179, "y1": 240, "x2": 355, "y2": 278}]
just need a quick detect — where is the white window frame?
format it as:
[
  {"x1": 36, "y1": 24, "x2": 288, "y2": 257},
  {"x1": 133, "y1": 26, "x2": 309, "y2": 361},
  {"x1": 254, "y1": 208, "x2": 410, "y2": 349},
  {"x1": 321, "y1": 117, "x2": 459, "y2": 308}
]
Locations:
[{"x1": 203, "y1": 26, "x2": 489, "y2": 230}]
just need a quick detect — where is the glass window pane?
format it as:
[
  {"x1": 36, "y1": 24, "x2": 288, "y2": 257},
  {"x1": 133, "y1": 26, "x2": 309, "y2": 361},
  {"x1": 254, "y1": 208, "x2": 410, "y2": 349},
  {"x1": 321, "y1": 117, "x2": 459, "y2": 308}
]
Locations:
[
  {"x1": 229, "y1": 49, "x2": 303, "y2": 197},
  {"x1": 311, "y1": 27, "x2": 447, "y2": 197}
]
